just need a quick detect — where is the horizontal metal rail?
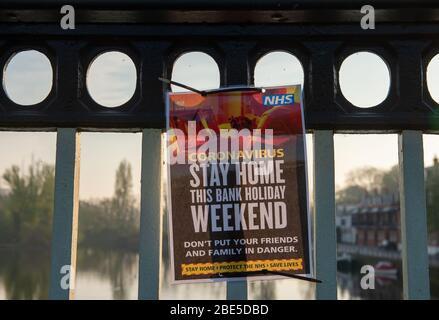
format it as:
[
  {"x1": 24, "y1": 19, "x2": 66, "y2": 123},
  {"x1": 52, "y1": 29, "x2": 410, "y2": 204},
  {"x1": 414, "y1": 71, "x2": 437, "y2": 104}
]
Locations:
[
  {"x1": 2, "y1": 0, "x2": 439, "y2": 10},
  {"x1": 0, "y1": 22, "x2": 438, "y2": 130}
]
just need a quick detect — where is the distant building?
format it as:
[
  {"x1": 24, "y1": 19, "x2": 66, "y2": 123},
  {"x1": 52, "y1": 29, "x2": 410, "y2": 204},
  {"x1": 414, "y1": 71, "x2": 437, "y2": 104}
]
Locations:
[
  {"x1": 337, "y1": 190, "x2": 400, "y2": 249},
  {"x1": 336, "y1": 205, "x2": 356, "y2": 244},
  {"x1": 337, "y1": 158, "x2": 439, "y2": 255},
  {"x1": 353, "y1": 203, "x2": 400, "y2": 248}
]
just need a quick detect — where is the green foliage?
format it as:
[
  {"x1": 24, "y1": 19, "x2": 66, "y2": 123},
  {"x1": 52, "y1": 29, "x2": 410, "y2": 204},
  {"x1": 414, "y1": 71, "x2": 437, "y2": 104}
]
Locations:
[
  {"x1": 336, "y1": 166, "x2": 394, "y2": 206},
  {"x1": 345, "y1": 166, "x2": 385, "y2": 192},
  {"x1": 344, "y1": 165, "x2": 399, "y2": 195},
  {"x1": 0, "y1": 159, "x2": 139, "y2": 249},
  {"x1": 112, "y1": 160, "x2": 137, "y2": 230},
  {"x1": 78, "y1": 159, "x2": 139, "y2": 250},
  {"x1": 381, "y1": 165, "x2": 399, "y2": 194},
  {"x1": 336, "y1": 184, "x2": 367, "y2": 205},
  {"x1": 0, "y1": 162, "x2": 54, "y2": 246}
]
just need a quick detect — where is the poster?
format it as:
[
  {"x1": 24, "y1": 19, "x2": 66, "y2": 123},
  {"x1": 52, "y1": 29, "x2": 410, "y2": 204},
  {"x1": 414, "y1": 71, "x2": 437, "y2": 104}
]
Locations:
[{"x1": 166, "y1": 85, "x2": 311, "y2": 283}]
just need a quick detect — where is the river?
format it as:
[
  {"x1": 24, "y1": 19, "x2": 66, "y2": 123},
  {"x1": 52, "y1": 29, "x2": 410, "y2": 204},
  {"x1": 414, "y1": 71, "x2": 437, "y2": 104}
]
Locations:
[{"x1": 0, "y1": 248, "x2": 437, "y2": 299}]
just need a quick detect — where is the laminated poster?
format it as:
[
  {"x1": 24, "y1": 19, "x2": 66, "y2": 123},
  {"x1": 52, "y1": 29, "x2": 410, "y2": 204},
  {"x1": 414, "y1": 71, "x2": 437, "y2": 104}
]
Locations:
[{"x1": 166, "y1": 85, "x2": 312, "y2": 283}]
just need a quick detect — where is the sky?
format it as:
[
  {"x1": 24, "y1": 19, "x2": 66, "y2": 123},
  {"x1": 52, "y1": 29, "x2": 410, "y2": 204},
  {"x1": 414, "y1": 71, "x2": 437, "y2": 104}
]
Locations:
[{"x1": 0, "y1": 50, "x2": 439, "y2": 199}]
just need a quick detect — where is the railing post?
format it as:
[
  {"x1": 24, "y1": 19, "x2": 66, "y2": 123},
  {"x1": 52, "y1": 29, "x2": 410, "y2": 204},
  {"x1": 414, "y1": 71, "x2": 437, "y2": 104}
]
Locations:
[
  {"x1": 398, "y1": 130, "x2": 430, "y2": 299},
  {"x1": 138, "y1": 129, "x2": 163, "y2": 300},
  {"x1": 313, "y1": 130, "x2": 337, "y2": 300},
  {"x1": 220, "y1": 40, "x2": 252, "y2": 300},
  {"x1": 226, "y1": 281, "x2": 248, "y2": 300},
  {"x1": 49, "y1": 128, "x2": 81, "y2": 300}
]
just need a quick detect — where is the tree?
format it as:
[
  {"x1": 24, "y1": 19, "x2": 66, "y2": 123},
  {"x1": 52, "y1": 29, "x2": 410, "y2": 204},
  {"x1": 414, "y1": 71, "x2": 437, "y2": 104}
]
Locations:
[
  {"x1": 337, "y1": 165, "x2": 399, "y2": 208},
  {"x1": 345, "y1": 166, "x2": 384, "y2": 192},
  {"x1": 0, "y1": 158, "x2": 139, "y2": 249},
  {"x1": 380, "y1": 165, "x2": 399, "y2": 195},
  {"x1": 78, "y1": 159, "x2": 139, "y2": 249},
  {"x1": 2, "y1": 161, "x2": 54, "y2": 245},
  {"x1": 112, "y1": 159, "x2": 136, "y2": 228},
  {"x1": 336, "y1": 185, "x2": 367, "y2": 205}
]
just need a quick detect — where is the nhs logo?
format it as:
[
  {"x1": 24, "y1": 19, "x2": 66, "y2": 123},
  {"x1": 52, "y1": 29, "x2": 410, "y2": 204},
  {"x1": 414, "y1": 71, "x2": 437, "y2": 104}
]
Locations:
[{"x1": 262, "y1": 94, "x2": 294, "y2": 106}]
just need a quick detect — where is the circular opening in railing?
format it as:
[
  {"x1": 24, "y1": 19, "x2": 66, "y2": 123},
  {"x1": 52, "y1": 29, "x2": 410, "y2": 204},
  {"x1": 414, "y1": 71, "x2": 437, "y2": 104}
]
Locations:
[
  {"x1": 3, "y1": 50, "x2": 53, "y2": 106},
  {"x1": 427, "y1": 53, "x2": 439, "y2": 104},
  {"x1": 338, "y1": 51, "x2": 390, "y2": 108},
  {"x1": 171, "y1": 52, "x2": 220, "y2": 93},
  {"x1": 86, "y1": 51, "x2": 137, "y2": 108},
  {"x1": 254, "y1": 51, "x2": 304, "y2": 88}
]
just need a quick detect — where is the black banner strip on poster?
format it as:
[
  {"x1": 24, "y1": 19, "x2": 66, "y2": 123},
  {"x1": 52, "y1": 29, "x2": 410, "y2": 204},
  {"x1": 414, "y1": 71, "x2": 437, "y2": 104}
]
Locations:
[{"x1": 158, "y1": 77, "x2": 265, "y2": 96}]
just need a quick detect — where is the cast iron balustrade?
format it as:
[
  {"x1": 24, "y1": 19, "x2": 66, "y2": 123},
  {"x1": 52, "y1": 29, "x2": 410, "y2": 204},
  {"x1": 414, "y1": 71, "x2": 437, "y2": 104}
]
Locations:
[{"x1": 0, "y1": 0, "x2": 435, "y2": 300}]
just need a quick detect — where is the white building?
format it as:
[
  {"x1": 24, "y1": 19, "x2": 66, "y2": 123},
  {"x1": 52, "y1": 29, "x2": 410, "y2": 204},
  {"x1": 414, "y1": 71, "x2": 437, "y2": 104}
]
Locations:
[{"x1": 336, "y1": 205, "x2": 357, "y2": 244}]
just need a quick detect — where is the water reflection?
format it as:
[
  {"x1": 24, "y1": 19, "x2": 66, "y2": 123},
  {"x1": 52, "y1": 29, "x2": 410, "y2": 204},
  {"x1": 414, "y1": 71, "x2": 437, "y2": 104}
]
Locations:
[
  {"x1": 338, "y1": 271, "x2": 403, "y2": 300},
  {"x1": 253, "y1": 278, "x2": 315, "y2": 300},
  {"x1": 0, "y1": 248, "x2": 50, "y2": 299},
  {"x1": 75, "y1": 248, "x2": 138, "y2": 300},
  {"x1": 338, "y1": 257, "x2": 404, "y2": 300},
  {"x1": 0, "y1": 247, "x2": 437, "y2": 300}
]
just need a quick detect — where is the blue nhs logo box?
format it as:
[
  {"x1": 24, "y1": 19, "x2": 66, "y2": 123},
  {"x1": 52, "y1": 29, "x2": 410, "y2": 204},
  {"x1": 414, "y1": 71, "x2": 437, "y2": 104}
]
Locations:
[{"x1": 262, "y1": 93, "x2": 294, "y2": 106}]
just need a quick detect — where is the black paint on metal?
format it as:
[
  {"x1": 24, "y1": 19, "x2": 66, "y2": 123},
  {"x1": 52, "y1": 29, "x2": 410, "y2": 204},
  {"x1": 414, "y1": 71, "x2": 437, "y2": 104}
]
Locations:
[{"x1": 0, "y1": 6, "x2": 438, "y2": 131}]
